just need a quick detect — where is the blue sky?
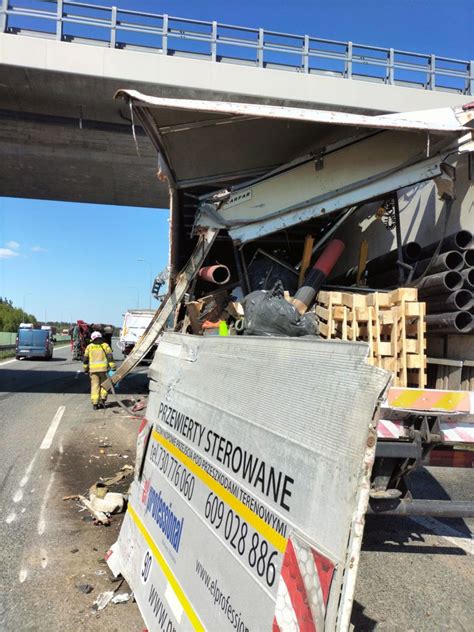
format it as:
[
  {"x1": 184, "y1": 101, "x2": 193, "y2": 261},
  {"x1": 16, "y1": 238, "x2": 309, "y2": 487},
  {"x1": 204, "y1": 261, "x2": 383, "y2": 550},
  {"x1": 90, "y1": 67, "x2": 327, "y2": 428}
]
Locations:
[
  {"x1": 1, "y1": 0, "x2": 472, "y2": 325},
  {"x1": 125, "y1": 0, "x2": 474, "y2": 60},
  {"x1": 0, "y1": 200, "x2": 169, "y2": 325}
]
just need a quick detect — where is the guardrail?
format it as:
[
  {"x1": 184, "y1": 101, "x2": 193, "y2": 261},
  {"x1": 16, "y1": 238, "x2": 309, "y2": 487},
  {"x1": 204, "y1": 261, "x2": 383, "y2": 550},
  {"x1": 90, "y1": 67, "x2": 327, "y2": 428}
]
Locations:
[{"x1": 1, "y1": 0, "x2": 473, "y2": 95}]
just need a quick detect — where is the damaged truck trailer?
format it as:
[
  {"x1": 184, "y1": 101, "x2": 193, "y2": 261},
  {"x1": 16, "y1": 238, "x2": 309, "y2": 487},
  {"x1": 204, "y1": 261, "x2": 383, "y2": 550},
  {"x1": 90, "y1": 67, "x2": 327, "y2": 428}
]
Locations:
[{"x1": 106, "y1": 92, "x2": 474, "y2": 631}]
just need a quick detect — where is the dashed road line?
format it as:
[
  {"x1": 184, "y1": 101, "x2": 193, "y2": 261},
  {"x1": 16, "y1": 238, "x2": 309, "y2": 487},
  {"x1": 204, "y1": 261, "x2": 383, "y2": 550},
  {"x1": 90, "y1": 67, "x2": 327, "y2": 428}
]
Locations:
[
  {"x1": 13, "y1": 489, "x2": 23, "y2": 503},
  {"x1": 0, "y1": 357, "x2": 18, "y2": 366},
  {"x1": 40, "y1": 406, "x2": 66, "y2": 450},
  {"x1": 16, "y1": 454, "x2": 38, "y2": 491},
  {"x1": 37, "y1": 472, "x2": 55, "y2": 536}
]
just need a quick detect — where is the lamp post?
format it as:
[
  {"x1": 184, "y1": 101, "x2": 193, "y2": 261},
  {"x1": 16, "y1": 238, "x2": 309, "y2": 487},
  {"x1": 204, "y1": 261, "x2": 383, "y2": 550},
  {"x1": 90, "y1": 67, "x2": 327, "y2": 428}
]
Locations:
[
  {"x1": 128, "y1": 286, "x2": 140, "y2": 308},
  {"x1": 22, "y1": 292, "x2": 32, "y2": 322},
  {"x1": 137, "y1": 258, "x2": 152, "y2": 309}
]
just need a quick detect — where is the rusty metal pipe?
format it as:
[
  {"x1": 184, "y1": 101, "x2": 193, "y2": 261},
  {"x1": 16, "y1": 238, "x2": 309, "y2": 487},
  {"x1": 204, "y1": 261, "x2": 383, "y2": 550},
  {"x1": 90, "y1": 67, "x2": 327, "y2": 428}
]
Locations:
[
  {"x1": 365, "y1": 241, "x2": 421, "y2": 275},
  {"x1": 414, "y1": 250, "x2": 464, "y2": 276},
  {"x1": 425, "y1": 289, "x2": 473, "y2": 313},
  {"x1": 417, "y1": 270, "x2": 463, "y2": 296},
  {"x1": 421, "y1": 230, "x2": 473, "y2": 257},
  {"x1": 198, "y1": 264, "x2": 231, "y2": 285},
  {"x1": 443, "y1": 229, "x2": 472, "y2": 251},
  {"x1": 425, "y1": 311, "x2": 472, "y2": 334},
  {"x1": 461, "y1": 267, "x2": 474, "y2": 290},
  {"x1": 464, "y1": 249, "x2": 474, "y2": 268}
]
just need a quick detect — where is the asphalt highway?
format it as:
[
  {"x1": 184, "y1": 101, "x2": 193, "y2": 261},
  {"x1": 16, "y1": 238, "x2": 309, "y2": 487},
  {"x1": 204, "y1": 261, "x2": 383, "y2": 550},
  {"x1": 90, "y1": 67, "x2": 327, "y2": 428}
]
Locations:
[{"x1": 0, "y1": 343, "x2": 145, "y2": 631}]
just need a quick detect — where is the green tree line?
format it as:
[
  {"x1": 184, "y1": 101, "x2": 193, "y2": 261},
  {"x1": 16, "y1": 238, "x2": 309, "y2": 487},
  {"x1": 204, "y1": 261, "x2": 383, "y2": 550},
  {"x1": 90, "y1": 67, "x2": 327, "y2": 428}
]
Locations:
[{"x1": 0, "y1": 297, "x2": 37, "y2": 332}]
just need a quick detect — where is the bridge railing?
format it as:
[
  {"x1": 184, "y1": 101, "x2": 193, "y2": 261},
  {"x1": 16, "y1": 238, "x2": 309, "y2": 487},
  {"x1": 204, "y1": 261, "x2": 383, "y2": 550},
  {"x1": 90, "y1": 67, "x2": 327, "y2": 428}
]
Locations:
[{"x1": 1, "y1": 0, "x2": 473, "y2": 95}]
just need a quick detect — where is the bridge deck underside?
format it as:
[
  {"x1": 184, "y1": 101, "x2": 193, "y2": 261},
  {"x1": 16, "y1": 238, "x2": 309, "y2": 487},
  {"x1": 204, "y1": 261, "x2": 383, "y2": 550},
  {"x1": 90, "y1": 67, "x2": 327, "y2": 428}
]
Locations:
[{"x1": 0, "y1": 34, "x2": 472, "y2": 208}]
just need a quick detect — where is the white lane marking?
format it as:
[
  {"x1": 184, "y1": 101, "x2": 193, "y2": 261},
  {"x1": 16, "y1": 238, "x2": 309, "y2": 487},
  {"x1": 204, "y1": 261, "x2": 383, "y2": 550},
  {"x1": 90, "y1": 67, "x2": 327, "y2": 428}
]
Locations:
[
  {"x1": 37, "y1": 472, "x2": 55, "y2": 535},
  {"x1": 0, "y1": 344, "x2": 70, "y2": 366},
  {"x1": 13, "y1": 490, "x2": 23, "y2": 503},
  {"x1": 6, "y1": 512, "x2": 16, "y2": 524},
  {"x1": 19, "y1": 454, "x2": 37, "y2": 488},
  {"x1": 410, "y1": 516, "x2": 474, "y2": 555},
  {"x1": 40, "y1": 406, "x2": 66, "y2": 450},
  {"x1": 59, "y1": 438, "x2": 64, "y2": 454},
  {"x1": 19, "y1": 569, "x2": 28, "y2": 583},
  {"x1": 0, "y1": 357, "x2": 18, "y2": 366}
]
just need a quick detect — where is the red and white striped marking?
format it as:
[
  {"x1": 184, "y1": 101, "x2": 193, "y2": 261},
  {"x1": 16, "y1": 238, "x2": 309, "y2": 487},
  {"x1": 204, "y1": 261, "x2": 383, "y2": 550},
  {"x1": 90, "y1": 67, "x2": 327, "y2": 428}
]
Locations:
[
  {"x1": 439, "y1": 421, "x2": 474, "y2": 443},
  {"x1": 273, "y1": 536, "x2": 335, "y2": 632},
  {"x1": 377, "y1": 419, "x2": 408, "y2": 440},
  {"x1": 378, "y1": 418, "x2": 474, "y2": 444}
]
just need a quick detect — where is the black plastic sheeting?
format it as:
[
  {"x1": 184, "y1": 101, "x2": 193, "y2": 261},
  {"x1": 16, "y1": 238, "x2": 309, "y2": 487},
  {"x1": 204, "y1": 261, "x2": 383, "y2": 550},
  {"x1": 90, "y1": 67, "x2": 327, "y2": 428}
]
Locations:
[
  {"x1": 247, "y1": 254, "x2": 299, "y2": 294},
  {"x1": 242, "y1": 283, "x2": 319, "y2": 337}
]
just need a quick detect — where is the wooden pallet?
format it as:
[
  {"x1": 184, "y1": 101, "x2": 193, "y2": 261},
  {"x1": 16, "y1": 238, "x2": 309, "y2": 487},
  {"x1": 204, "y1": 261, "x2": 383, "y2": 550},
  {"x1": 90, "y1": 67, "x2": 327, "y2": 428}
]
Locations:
[{"x1": 314, "y1": 288, "x2": 426, "y2": 387}]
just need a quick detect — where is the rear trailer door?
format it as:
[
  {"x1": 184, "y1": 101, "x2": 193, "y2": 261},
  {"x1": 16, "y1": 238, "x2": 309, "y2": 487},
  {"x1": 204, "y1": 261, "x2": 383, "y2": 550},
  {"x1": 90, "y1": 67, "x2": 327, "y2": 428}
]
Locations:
[{"x1": 108, "y1": 333, "x2": 390, "y2": 631}]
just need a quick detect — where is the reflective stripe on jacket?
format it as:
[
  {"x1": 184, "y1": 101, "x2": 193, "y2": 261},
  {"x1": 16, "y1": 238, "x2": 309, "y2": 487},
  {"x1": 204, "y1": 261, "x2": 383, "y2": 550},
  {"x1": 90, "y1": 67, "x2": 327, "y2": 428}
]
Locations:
[{"x1": 83, "y1": 343, "x2": 116, "y2": 373}]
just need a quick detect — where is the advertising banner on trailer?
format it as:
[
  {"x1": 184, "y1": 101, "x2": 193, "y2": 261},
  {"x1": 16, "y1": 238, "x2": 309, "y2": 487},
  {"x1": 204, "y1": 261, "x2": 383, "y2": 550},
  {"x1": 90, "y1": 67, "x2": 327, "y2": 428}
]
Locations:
[{"x1": 108, "y1": 333, "x2": 390, "y2": 631}]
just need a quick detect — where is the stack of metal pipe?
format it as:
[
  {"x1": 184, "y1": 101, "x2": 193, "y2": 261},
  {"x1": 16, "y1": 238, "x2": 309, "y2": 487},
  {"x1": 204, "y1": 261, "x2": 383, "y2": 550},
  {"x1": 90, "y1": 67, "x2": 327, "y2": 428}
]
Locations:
[
  {"x1": 416, "y1": 230, "x2": 473, "y2": 335},
  {"x1": 333, "y1": 242, "x2": 421, "y2": 287}
]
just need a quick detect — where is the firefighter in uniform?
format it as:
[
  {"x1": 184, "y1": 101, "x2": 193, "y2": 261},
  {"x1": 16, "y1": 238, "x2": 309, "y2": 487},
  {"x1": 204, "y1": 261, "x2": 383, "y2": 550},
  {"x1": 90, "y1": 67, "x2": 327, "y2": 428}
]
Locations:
[{"x1": 83, "y1": 331, "x2": 116, "y2": 409}]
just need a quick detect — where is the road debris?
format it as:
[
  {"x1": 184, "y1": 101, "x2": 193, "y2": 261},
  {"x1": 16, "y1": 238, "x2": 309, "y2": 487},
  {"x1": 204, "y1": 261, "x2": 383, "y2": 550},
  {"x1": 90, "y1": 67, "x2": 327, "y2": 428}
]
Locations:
[
  {"x1": 78, "y1": 584, "x2": 94, "y2": 594},
  {"x1": 93, "y1": 590, "x2": 114, "y2": 611},
  {"x1": 89, "y1": 482, "x2": 108, "y2": 499},
  {"x1": 100, "y1": 464, "x2": 134, "y2": 486},
  {"x1": 131, "y1": 400, "x2": 146, "y2": 413},
  {"x1": 89, "y1": 492, "x2": 125, "y2": 515},
  {"x1": 78, "y1": 495, "x2": 110, "y2": 526},
  {"x1": 111, "y1": 592, "x2": 131, "y2": 604}
]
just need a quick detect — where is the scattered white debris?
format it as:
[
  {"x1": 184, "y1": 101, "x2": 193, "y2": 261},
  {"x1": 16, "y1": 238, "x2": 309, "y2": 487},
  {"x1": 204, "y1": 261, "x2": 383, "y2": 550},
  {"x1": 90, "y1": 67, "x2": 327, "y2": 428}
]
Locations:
[
  {"x1": 112, "y1": 592, "x2": 131, "y2": 604},
  {"x1": 93, "y1": 590, "x2": 114, "y2": 611},
  {"x1": 89, "y1": 492, "x2": 125, "y2": 515},
  {"x1": 78, "y1": 496, "x2": 110, "y2": 525}
]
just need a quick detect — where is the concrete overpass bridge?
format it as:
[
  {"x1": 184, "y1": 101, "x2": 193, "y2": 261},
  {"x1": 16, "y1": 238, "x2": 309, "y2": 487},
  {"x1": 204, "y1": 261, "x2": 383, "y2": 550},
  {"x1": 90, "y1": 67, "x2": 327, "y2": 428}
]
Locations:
[{"x1": 0, "y1": 0, "x2": 473, "y2": 208}]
